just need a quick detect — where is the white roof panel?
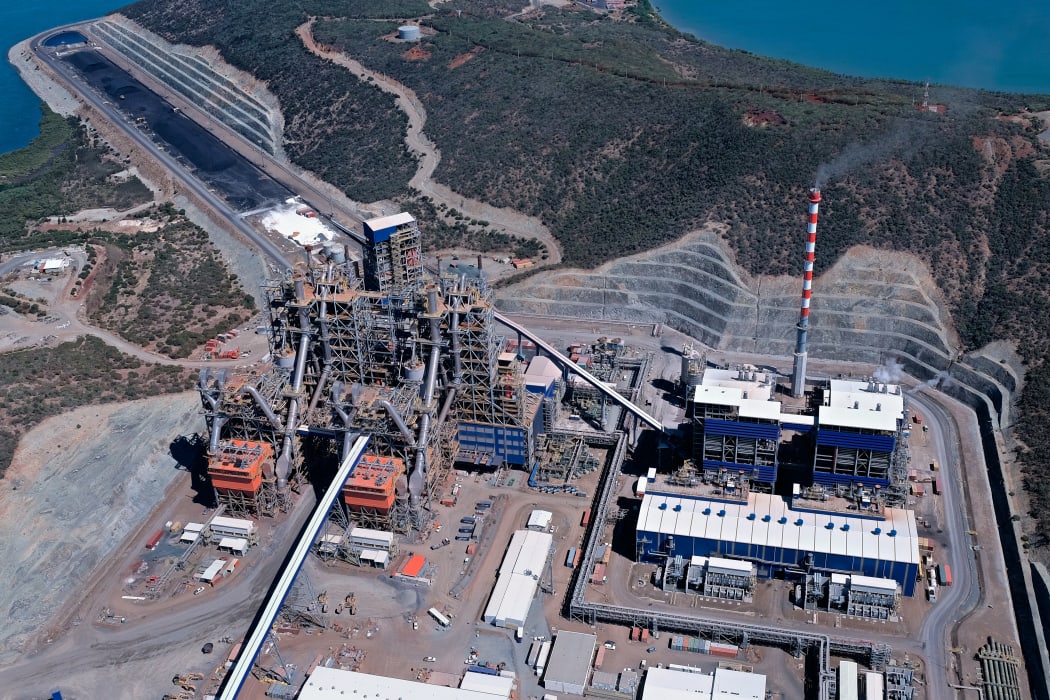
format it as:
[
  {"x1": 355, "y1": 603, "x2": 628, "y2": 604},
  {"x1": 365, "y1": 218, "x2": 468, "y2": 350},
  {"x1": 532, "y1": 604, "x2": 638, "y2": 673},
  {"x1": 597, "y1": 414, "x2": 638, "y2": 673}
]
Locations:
[
  {"x1": 461, "y1": 671, "x2": 514, "y2": 697},
  {"x1": 364, "y1": 211, "x2": 415, "y2": 231},
  {"x1": 707, "y1": 557, "x2": 753, "y2": 574},
  {"x1": 639, "y1": 493, "x2": 918, "y2": 567},
  {"x1": 819, "y1": 405, "x2": 899, "y2": 432},
  {"x1": 850, "y1": 574, "x2": 898, "y2": 594},
  {"x1": 301, "y1": 667, "x2": 500, "y2": 700},
  {"x1": 712, "y1": 668, "x2": 766, "y2": 700}
]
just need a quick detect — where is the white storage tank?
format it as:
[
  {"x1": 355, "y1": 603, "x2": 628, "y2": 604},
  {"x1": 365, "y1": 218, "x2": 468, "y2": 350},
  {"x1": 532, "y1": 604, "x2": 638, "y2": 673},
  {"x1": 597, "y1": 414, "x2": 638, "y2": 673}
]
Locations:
[{"x1": 398, "y1": 25, "x2": 421, "y2": 41}]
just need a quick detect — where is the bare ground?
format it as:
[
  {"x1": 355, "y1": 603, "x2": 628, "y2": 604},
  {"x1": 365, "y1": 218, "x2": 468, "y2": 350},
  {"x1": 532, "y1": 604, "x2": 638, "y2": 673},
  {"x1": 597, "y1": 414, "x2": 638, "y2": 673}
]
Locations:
[{"x1": 0, "y1": 392, "x2": 202, "y2": 663}]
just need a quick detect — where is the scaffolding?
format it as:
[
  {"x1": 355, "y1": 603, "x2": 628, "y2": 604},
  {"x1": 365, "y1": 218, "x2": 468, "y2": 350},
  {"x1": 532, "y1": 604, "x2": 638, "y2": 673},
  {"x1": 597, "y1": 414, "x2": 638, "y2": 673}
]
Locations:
[
  {"x1": 536, "y1": 432, "x2": 602, "y2": 484},
  {"x1": 363, "y1": 213, "x2": 423, "y2": 292}
]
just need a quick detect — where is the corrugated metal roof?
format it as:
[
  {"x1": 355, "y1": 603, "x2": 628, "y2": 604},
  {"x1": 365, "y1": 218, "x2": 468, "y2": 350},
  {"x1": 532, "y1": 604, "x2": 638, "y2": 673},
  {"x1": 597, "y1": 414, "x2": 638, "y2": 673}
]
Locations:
[
  {"x1": 363, "y1": 211, "x2": 414, "y2": 231},
  {"x1": 300, "y1": 667, "x2": 500, "y2": 700},
  {"x1": 460, "y1": 671, "x2": 514, "y2": 697},
  {"x1": 640, "y1": 492, "x2": 918, "y2": 565},
  {"x1": 543, "y1": 631, "x2": 595, "y2": 688},
  {"x1": 850, "y1": 574, "x2": 898, "y2": 594}
]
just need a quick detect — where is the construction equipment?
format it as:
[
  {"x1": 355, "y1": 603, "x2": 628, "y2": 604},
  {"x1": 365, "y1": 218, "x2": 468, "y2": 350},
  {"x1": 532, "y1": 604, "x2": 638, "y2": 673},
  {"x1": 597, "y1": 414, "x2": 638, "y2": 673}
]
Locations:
[{"x1": 345, "y1": 592, "x2": 357, "y2": 615}]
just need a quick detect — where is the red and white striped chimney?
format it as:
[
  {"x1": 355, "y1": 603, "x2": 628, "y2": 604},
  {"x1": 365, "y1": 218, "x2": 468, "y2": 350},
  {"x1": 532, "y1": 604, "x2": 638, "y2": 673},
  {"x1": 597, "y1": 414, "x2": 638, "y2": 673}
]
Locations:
[{"x1": 791, "y1": 188, "x2": 821, "y2": 398}]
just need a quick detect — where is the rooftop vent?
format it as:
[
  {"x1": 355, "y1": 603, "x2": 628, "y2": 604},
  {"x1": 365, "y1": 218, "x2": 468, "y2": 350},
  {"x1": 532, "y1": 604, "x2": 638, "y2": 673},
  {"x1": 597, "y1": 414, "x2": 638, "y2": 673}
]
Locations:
[
  {"x1": 747, "y1": 513, "x2": 756, "y2": 520},
  {"x1": 673, "y1": 504, "x2": 682, "y2": 512},
  {"x1": 658, "y1": 503, "x2": 667, "y2": 510},
  {"x1": 888, "y1": 529, "x2": 897, "y2": 537},
  {"x1": 762, "y1": 515, "x2": 772, "y2": 522},
  {"x1": 825, "y1": 522, "x2": 835, "y2": 530},
  {"x1": 873, "y1": 527, "x2": 882, "y2": 535},
  {"x1": 795, "y1": 519, "x2": 804, "y2": 527},
  {"x1": 779, "y1": 517, "x2": 788, "y2": 525},
  {"x1": 842, "y1": 524, "x2": 850, "y2": 531},
  {"x1": 718, "y1": 510, "x2": 726, "y2": 517},
  {"x1": 702, "y1": 508, "x2": 711, "y2": 516}
]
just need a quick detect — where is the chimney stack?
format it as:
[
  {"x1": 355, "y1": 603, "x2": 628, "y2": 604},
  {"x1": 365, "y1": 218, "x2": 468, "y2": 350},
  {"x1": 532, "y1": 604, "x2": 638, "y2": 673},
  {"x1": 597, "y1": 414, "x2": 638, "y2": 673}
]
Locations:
[{"x1": 791, "y1": 188, "x2": 821, "y2": 398}]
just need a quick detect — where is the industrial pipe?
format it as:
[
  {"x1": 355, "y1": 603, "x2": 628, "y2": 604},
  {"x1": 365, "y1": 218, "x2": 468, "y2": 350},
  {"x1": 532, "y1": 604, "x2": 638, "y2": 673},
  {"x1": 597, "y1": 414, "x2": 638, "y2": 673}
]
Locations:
[
  {"x1": 450, "y1": 306, "x2": 463, "y2": 384},
  {"x1": 377, "y1": 399, "x2": 416, "y2": 447},
  {"x1": 276, "y1": 326, "x2": 312, "y2": 491},
  {"x1": 306, "y1": 365, "x2": 331, "y2": 418},
  {"x1": 239, "y1": 386, "x2": 283, "y2": 429},
  {"x1": 208, "y1": 415, "x2": 227, "y2": 455}
]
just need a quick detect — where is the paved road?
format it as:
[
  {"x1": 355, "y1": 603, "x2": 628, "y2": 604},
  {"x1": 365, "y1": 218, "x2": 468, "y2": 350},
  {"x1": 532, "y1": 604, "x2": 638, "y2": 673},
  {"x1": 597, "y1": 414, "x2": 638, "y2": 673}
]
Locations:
[{"x1": 32, "y1": 32, "x2": 292, "y2": 272}]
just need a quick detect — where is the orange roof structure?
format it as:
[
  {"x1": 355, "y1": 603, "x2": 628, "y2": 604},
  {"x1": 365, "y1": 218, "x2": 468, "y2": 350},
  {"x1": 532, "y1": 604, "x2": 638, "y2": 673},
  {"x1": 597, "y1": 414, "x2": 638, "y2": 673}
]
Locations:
[
  {"x1": 209, "y1": 440, "x2": 274, "y2": 495},
  {"x1": 341, "y1": 453, "x2": 404, "y2": 513},
  {"x1": 399, "y1": 554, "x2": 426, "y2": 578}
]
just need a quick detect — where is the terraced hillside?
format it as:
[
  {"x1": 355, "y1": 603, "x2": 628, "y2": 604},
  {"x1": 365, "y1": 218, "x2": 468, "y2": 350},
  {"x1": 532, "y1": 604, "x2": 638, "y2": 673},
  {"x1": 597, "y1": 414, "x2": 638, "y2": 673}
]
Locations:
[{"x1": 498, "y1": 230, "x2": 1018, "y2": 428}]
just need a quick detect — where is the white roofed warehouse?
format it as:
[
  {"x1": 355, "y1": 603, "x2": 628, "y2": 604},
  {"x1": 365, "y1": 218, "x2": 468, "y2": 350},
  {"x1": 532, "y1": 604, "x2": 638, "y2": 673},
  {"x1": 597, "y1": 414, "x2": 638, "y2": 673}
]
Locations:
[
  {"x1": 636, "y1": 491, "x2": 919, "y2": 596},
  {"x1": 482, "y1": 529, "x2": 553, "y2": 628},
  {"x1": 542, "y1": 631, "x2": 596, "y2": 695}
]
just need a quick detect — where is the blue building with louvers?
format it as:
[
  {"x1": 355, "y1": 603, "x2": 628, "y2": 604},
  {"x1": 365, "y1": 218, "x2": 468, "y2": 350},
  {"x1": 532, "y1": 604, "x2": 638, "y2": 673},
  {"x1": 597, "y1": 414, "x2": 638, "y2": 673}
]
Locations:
[{"x1": 635, "y1": 491, "x2": 919, "y2": 596}]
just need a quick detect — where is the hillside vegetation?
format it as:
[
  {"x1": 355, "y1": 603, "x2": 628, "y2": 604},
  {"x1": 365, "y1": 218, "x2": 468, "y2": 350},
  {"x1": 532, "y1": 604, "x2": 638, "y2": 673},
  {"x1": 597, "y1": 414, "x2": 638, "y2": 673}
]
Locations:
[{"x1": 123, "y1": 0, "x2": 1050, "y2": 549}]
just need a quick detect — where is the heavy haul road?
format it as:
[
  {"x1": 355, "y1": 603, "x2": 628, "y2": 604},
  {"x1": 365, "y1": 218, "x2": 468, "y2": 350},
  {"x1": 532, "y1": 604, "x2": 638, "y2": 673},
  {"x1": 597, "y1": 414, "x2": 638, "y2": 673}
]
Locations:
[
  {"x1": 3, "y1": 487, "x2": 318, "y2": 699},
  {"x1": 30, "y1": 30, "x2": 291, "y2": 272}
]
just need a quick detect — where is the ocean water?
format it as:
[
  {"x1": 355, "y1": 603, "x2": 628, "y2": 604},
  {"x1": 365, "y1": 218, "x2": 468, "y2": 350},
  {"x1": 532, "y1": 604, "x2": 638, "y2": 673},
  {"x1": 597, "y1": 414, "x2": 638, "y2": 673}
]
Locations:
[
  {"x1": 655, "y1": 0, "x2": 1050, "y2": 95},
  {"x1": 0, "y1": 1, "x2": 122, "y2": 155}
]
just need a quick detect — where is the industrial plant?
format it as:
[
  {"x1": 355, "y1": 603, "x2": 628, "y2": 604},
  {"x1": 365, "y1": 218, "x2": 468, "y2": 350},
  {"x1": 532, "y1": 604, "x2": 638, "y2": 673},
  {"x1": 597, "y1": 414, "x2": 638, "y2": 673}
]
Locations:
[{"x1": 183, "y1": 191, "x2": 940, "y2": 700}]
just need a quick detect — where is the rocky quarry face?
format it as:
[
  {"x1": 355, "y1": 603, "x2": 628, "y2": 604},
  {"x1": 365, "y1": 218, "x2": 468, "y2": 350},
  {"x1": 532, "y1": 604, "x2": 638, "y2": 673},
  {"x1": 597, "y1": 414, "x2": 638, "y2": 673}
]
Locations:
[{"x1": 497, "y1": 227, "x2": 1021, "y2": 430}]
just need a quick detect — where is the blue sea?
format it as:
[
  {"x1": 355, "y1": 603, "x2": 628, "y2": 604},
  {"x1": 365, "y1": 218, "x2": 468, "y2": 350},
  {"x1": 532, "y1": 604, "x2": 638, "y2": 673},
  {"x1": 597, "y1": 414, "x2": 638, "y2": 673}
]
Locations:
[
  {"x1": 3, "y1": 2, "x2": 1050, "y2": 156},
  {"x1": 655, "y1": 0, "x2": 1050, "y2": 95},
  {"x1": 0, "y1": 0, "x2": 123, "y2": 155}
]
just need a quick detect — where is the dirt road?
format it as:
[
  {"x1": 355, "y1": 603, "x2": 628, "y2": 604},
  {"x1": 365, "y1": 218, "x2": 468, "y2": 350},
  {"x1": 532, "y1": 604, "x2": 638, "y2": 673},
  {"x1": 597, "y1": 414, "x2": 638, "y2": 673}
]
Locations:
[{"x1": 296, "y1": 19, "x2": 563, "y2": 266}]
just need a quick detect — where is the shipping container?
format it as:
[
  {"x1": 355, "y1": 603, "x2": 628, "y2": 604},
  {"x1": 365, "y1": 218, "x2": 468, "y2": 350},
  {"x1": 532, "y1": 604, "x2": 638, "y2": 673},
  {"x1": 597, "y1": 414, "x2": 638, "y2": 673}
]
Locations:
[
  {"x1": 466, "y1": 544, "x2": 477, "y2": 555},
  {"x1": 630, "y1": 627, "x2": 641, "y2": 641},
  {"x1": 581, "y1": 509, "x2": 591, "y2": 527},
  {"x1": 938, "y1": 564, "x2": 953, "y2": 587},
  {"x1": 428, "y1": 607, "x2": 451, "y2": 627},
  {"x1": 709, "y1": 642, "x2": 738, "y2": 658},
  {"x1": 565, "y1": 547, "x2": 577, "y2": 568},
  {"x1": 930, "y1": 459, "x2": 939, "y2": 471},
  {"x1": 477, "y1": 500, "x2": 492, "y2": 509},
  {"x1": 439, "y1": 498, "x2": 456, "y2": 507},
  {"x1": 594, "y1": 646, "x2": 606, "y2": 669},
  {"x1": 145, "y1": 529, "x2": 164, "y2": 550},
  {"x1": 461, "y1": 517, "x2": 476, "y2": 525},
  {"x1": 640, "y1": 629, "x2": 649, "y2": 642},
  {"x1": 468, "y1": 665, "x2": 499, "y2": 676},
  {"x1": 573, "y1": 548, "x2": 582, "y2": 568}
]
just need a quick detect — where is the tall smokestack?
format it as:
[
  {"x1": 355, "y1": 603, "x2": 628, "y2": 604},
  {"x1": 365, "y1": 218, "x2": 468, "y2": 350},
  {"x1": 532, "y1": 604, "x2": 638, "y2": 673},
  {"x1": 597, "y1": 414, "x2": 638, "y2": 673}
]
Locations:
[{"x1": 791, "y1": 188, "x2": 821, "y2": 398}]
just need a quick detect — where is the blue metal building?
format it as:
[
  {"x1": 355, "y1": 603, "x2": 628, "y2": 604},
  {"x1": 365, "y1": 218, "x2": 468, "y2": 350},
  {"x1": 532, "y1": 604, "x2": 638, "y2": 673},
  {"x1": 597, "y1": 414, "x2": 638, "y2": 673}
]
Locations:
[
  {"x1": 812, "y1": 380, "x2": 904, "y2": 488},
  {"x1": 635, "y1": 491, "x2": 919, "y2": 596},
  {"x1": 690, "y1": 369, "x2": 782, "y2": 484}
]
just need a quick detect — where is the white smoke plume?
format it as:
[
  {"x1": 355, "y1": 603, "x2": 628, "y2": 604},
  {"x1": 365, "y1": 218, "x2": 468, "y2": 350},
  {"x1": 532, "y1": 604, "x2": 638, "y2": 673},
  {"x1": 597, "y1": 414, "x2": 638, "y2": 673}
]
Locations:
[
  {"x1": 814, "y1": 123, "x2": 923, "y2": 188},
  {"x1": 873, "y1": 358, "x2": 903, "y2": 384},
  {"x1": 907, "y1": 370, "x2": 955, "y2": 395}
]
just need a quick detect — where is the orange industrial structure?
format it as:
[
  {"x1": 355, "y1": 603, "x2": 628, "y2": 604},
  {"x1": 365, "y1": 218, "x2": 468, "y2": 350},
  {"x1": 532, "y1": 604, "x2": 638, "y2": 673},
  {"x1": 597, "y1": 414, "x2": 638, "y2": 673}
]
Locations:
[
  {"x1": 399, "y1": 554, "x2": 426, "y2": 578},
  {"x1": 209, "y1": 440, "x2": 274, "y2": 500},
  {"x1": 341, "y1": 453, "x2": 404, "y2": 514}
]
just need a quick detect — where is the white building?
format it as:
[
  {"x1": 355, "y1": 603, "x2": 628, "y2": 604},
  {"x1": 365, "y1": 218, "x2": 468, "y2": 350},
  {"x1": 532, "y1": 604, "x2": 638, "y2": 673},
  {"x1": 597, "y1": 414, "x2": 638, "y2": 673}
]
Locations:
[
  {"x1": 527, "y1": 509, "x2": 553, "y2": 530},
  {"x1": 482, "y1": 530, "x2": 552, "y2": 628},
  {"x1": 542, "y1": 631, "x2": 595, "y2": 695},
  {"x1": 299, "y1": 667, "x2": 509, "y2": 700},
  {"x1": 460, "y1": 670, "x2": 515, "y2": 697},
  {"x1": 641, "y1": 666, "x2": 765, "y2": 700},
  {"x1": 208, "y1": 516, "x2": 254, "y2": 542}
]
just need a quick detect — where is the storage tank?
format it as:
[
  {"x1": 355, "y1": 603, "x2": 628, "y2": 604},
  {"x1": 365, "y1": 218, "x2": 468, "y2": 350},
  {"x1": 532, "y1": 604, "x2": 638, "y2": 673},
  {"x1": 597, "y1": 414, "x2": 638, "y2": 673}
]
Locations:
[
  {"x1": 398, "y1": 25, "x2": 421, "y2": 41},
  {"x1": 275, "y1": 349, "x2": 296, "y2": 369},
  {"x1": 403, "y1": 359, "x2": 425, "y2": 382},
  {"x1": 325, "y1": 242, "x2": 346, "y2": 264},
  {"x1": 680, "y1": 344, "x2": 704, "y2": 389}
]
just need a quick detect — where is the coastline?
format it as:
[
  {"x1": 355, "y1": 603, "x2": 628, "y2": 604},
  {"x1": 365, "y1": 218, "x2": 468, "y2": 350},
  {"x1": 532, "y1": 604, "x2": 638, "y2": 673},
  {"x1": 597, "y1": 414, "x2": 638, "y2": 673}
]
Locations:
[{"x1": 8, "y1": 36, "x2": 81, "y2": 118}]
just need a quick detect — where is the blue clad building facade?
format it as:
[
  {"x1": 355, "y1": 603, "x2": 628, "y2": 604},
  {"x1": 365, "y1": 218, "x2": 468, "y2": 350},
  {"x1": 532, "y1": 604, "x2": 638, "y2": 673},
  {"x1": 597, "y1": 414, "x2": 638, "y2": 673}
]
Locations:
[{"x1": 636, "y1": 491, "x2": 919, "y2": 596}]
